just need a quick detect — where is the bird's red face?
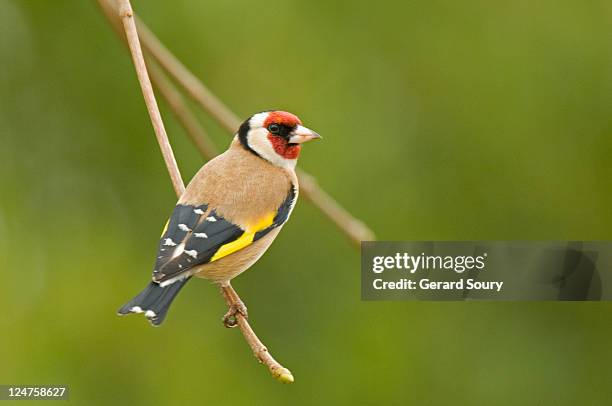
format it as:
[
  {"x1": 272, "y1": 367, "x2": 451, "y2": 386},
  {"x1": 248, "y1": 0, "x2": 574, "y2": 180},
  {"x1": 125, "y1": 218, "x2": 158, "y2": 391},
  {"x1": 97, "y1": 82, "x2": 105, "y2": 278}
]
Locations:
[
  {"x1": 238, "y1": 110, "x2": 321, "y2": 168},
  {"x1": 263, "y1": 111, "x2": 303, "y2": 160}
]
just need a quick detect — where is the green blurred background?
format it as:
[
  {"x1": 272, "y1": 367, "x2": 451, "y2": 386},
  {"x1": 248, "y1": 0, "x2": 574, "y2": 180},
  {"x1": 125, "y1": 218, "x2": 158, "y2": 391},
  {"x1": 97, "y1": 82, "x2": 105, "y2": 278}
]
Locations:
[{"x1": 1, "y1": 0, "x2": 611, "y2": 404}]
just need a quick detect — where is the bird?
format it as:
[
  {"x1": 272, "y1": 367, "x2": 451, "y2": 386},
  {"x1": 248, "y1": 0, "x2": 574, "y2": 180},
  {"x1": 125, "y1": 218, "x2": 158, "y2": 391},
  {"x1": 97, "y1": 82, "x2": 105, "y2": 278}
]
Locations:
[{"x1": 118, "y1": 110, "x2": 321, "y2": 326}]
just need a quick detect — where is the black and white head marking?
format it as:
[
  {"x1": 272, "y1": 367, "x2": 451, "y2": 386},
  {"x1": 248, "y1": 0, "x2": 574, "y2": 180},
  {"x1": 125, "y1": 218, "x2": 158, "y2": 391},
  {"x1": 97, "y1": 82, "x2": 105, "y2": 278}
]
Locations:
[{"x1": 238, "y1": 112, "x2": 299, "y2": 169}]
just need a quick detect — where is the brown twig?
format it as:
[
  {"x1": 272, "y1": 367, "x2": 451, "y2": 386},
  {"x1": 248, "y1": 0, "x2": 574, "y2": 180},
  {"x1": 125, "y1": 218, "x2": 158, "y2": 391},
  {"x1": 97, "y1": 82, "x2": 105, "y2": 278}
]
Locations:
[
  {"x1": 297, "y1": 171, "x2": 374, "y2": 246},
  {"x1": 134, "y1": 19, "x2": 240, "y2": 134},
  {"x1": 220, "y1": 285, "x2": 293, "y2": 383},
  {"x1": 115, "y1": 0, "x2": 184, "y2": 197},
  {"x1": 148, "y1": 61, "x2": 219, "y2": 159},
  {"x1": 95, "y1": 0, "x2": 218, "y2": 160},
  {"x1": 102, "y1": 0, "x2": 293, "y2": 383}
]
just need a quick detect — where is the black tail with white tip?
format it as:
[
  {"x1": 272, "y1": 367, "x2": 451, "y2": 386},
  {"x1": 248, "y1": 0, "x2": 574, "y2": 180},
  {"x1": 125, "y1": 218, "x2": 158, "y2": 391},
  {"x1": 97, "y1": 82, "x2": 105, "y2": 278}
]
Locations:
[{"x1": 118, "y1": 277, "x2": 191, "y2": 326}]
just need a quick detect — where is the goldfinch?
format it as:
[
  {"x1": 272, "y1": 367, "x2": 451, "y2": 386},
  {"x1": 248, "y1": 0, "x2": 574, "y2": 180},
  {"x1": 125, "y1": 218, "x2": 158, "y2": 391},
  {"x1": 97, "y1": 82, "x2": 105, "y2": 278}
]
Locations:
[{"x1": 118, "y1": 110, "x2": 321, "y2": 326}]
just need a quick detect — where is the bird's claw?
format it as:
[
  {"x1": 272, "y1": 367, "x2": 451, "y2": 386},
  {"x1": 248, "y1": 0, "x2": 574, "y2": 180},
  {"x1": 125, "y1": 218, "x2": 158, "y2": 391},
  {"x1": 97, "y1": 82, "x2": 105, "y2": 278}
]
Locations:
[{"x1": 222, "y1": 301, "x2": 248, "y2": 328}]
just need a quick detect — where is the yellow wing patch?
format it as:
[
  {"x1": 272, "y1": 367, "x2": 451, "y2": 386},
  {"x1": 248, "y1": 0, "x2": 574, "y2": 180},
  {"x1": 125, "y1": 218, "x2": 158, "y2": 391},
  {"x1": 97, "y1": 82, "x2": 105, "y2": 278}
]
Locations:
[
  {"x1": 160, "y1": 220, "x2": 169, "y2": 237},
  {"x1": 210, "y1": 213, "x2": 275, "y2": 262}
]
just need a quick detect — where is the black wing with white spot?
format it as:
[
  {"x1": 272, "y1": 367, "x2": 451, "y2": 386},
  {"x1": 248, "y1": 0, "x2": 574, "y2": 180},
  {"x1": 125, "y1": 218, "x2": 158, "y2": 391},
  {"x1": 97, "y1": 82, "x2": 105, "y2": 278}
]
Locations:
[
  {"x1": 152, "y1": 186, "x2": 297, "y2": 286},
  {"x1": 153, "y1": 209, "x2": 244, "y2": 284},
  {"x1": 154, "y1": 203, "x2": 209, "y2": 269}
]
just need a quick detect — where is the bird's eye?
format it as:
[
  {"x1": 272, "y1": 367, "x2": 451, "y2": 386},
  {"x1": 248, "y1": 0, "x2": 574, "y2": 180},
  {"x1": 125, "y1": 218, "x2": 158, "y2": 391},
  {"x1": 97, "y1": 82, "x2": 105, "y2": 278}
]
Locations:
[{"x1": 267, "y1": 124, "x2": 280, "y2": 134}]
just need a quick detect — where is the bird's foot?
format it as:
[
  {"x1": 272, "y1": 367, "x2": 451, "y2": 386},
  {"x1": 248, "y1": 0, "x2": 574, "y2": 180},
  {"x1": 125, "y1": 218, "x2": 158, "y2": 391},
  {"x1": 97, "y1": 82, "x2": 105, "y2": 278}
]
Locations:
[{"x1": 222, "y1": 300, "x2": 248, "y2": 328}]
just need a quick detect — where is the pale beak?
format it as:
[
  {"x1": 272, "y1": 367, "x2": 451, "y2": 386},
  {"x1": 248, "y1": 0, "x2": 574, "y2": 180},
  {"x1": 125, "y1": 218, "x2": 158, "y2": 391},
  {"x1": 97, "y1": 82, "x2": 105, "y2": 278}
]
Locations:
[{"x1": 288, "y1": 125, "x2": 322, "y2": 144}]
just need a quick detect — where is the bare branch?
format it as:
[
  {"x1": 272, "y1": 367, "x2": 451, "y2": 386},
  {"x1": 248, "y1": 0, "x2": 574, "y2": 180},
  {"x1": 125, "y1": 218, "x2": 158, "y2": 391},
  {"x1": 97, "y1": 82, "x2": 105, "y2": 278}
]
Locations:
[
  {"x1": 298, "y1": 171, "x2": 375, "y2": 246},
  {"x1": 98, "y1": 0, "x2": 294, "y2": 383},
  {"x1": 115, "y1": 0, "x2": 184, "y2": 196},
  {"x1": 220, "y1": 285, "x2": 294, "y2": 383},
  {"x1": 134, "y1": 19, "x2": 240, "y2": 134},
  {"x1": 148, "y1": 61, "x2": 219, "y2": 159},
  {"x1": 96, "y1": 0, "x2": 218, "y2": 159}
]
